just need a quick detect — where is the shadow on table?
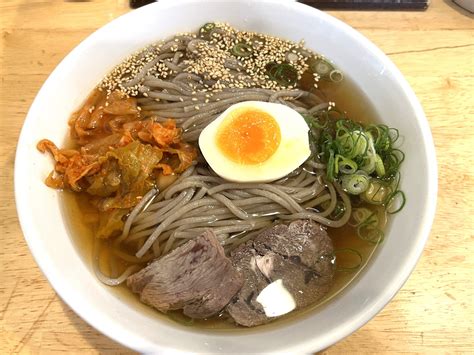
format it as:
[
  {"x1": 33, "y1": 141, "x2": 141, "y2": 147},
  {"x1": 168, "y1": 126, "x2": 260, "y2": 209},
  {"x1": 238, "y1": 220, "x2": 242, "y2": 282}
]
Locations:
[{"x1": 59, "y1": 299, "x2": 137, "y2": 354}]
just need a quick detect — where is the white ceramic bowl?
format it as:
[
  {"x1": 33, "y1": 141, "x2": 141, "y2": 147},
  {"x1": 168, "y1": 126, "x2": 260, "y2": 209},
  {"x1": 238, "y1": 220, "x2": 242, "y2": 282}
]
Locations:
[{"x1": 15, "y1": 0, "x2": 437, "y2": 352}]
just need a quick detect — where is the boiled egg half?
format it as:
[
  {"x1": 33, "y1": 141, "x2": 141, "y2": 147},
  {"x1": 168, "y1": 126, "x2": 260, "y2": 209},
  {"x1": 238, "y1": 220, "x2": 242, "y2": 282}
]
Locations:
[{"x1": 198, "y1": 101, "x2": 311, "y2": 182}]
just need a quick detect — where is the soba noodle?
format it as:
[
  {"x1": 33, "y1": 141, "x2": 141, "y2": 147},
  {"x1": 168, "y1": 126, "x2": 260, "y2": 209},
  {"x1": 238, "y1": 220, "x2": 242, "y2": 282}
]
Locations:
[{"x1": 103, "y1": 161, "x2": 350, "y2": 266}]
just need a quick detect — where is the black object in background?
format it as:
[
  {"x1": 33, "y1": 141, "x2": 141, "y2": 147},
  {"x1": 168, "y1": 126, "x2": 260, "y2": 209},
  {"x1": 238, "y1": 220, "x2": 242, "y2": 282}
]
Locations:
[
  {"x1": 129, "y1": 0, "x2": 429, "y2": 10},
  {"x1": 129, "y1": 0, "x2": 154, "y2": 9},
  {"x1": 299, "y1": 0, "x2": 429, "y2": 10}
]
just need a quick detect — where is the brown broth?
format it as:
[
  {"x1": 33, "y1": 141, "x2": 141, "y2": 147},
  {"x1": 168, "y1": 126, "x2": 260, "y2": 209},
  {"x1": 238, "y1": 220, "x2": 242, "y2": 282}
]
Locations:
[{"x1": 61, "y1": 75, "x2": 383, "y2": 330}]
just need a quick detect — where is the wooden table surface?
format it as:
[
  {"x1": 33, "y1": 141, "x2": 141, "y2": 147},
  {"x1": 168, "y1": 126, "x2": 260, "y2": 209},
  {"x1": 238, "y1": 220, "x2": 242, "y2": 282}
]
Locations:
[{"x1": 1, "y1": 0, "x2": 473, "y2": 353}]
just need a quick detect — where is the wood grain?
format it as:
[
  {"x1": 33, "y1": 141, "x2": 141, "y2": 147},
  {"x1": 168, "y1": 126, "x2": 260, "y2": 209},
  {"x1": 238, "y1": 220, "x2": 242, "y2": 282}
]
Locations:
[{"x1": 1, "y1": 0, "x2": 473, "y2": 353}]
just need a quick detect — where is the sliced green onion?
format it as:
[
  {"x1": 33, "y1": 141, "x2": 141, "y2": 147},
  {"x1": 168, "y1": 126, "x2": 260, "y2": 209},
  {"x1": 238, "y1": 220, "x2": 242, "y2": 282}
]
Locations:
[
  {"x1": 349, "y1": 208, "x2": 385, "y2": 244},
  {"x1": 389, "y1": 127, "x2": 400, "y2": 142},
  {"x1": 302, "y1": 113, "x2": 328, "y2": 130},
  {"x1": 349, "y1": 207, "x2": 374, "y2": 227},
  {"x1": 202, "y1": 23, "x2": 215, "y2": 31},
  {"x1": 340, "y1": 174, "x2": 370, "y2": 195},
  {"x1": 386, "y1": 190, "x2": 406, "y2": 214},
  {"x1": 360, "y1": 154, "x2": 376, "y2": 174},
  {"x1": 314, "y1": 61, "x2": 332, "y2": 76},
  {"x1": 384, "y1": 149, "x2": 405, "y2": 178},
  {"x1": 339, "y1": 130, "x2": 369, "y2": 159},
  {"x1": 329, "y1": 69, "x2": 344, "y2": 83},
  {"x1": 374, "y1": 126, "x2": 391, "y2": 152},
  {"x1": 334, "y1": 154, "x2": 341, "y2": 175},
  {"x1": 337, "y1": 155, "x2": 358, "y2": 174},
  {"x1": 361, "y1": 179, "x2": 391, "y2": 205},
  {"x1": 391, "y1": 172, "x2": 401, "y2": 192},
  {"x1": 231, "y1": 42, "x2": 253, "y2": 57},
  {"x1": 313, "y1": 117, "x2": 405, "y2": 212},
  {"x1": 357, "y1": 222, "x2": 384, "y2": 244},
  {"x1": 266, "y1": 62, "x2": 298, "y2": 87},
  {"x1": 335, "y1": 248, "x2": 363, "y2": 272},
  {"x1": 374, "y1": 154, "x2": 385, "y2": 177},
  {"x1": 199, "y1": 23, "x2": 215, "y2": 37},
  {"x1": 327, "y1": 149, "x2": 336, "y2": 182},
  {"x1": 392, "y1": 149, "x2": 405, "y2": 164},
  {"x1": 265, "y1": 61, "x2": 278, "y2": 72},
  {"x1": 309, "y1": 57, "x2": 334, "y2": 76},
  {"x1": 285, "y1": 51, "x2": 299, "y2": 63}
]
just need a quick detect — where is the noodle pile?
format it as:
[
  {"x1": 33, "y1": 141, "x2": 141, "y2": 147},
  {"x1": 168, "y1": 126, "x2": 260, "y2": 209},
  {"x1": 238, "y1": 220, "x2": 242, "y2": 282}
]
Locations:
[
  {"x1": 118, "y1": 163, "x2": 351, "y2": 258},
  {"x1": 92, "y1": 24, "x2": 352, "y2": 285}
]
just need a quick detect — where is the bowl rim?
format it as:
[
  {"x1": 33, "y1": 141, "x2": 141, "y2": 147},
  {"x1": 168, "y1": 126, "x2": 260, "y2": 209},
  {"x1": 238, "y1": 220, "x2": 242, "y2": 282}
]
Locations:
[{"x1": 14, "y1": 0, "x2": 438, "y2": 352}]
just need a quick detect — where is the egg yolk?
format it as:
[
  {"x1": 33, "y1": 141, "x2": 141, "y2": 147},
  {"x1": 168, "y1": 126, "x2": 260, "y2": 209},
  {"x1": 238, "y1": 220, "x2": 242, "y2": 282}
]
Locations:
[{"x1": 216, "y1": 108, "x2": 281, "y2": 165}]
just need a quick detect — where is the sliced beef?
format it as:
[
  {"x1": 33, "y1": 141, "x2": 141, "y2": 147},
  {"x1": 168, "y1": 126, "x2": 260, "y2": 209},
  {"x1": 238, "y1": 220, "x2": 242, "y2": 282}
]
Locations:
[
  {"x1": 227, "y1": 219, "x2": 335, "y2": 327},
  {"x1": 224, "y1": 243, "x2": 271, "y2": 326},
  {"x1": 127, "y1": 230, "x2": 243, "y2": 319}
]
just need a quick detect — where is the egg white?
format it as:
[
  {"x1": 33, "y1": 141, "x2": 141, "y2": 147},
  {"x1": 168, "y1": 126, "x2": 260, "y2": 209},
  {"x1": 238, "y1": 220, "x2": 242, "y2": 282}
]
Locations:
[{"x1": 198, "y1": 101, "x2": 311, "y2": 183}]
